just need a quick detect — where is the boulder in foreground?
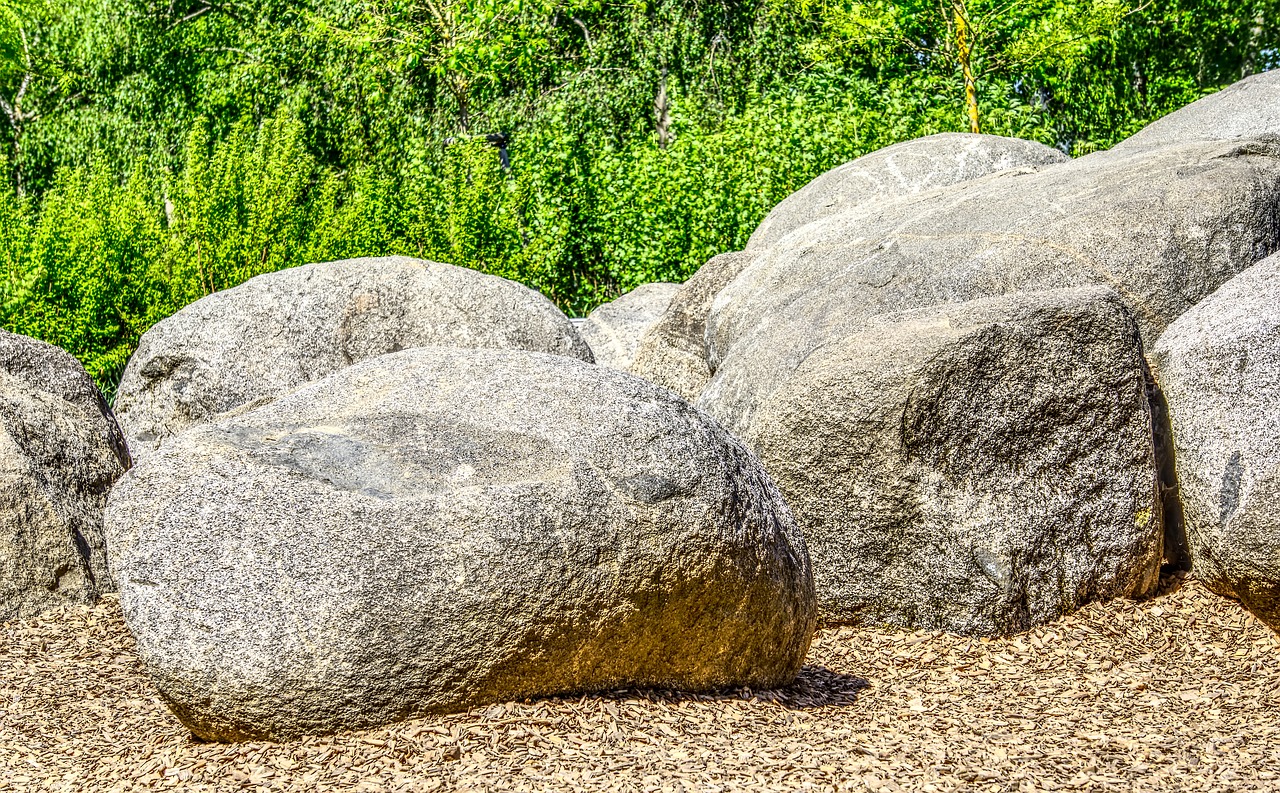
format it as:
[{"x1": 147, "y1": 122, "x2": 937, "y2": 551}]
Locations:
[
  {"x1": 114, "y1": 257, "x2": 592, "y2": 453},
  {"x1": 105, "y1": 348, "x2": 815, "y2": 741},
  {"x1": 0, "y1": 330, "x2": 129, "y2": 621},
  {"x1": 731, "y1": 288, "x2": 1163, "y2": 635},
  {"x1": 1153, "y1": 254, "x2": 1280, "y2": 630}
]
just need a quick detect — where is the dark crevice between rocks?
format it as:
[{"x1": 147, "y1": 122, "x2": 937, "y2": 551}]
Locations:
[{"x1": 1146, "y1": 359, "x2": 1191, "y2": 574}]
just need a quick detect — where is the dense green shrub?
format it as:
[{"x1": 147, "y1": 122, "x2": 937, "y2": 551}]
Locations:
[
  {"x1": 0, "y1": 0, "x2": 1276, "y2": 390},
  {"x1": 0, "y1": 165, "x2": 166, "y2": 391}
]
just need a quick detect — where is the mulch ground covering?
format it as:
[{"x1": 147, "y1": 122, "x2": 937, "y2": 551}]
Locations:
[{"x1": 2, "y1": 574, "x2": 1278, "y2": 792}]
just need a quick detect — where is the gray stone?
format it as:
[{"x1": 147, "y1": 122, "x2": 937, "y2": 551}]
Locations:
[
  {"x1": 579, "y1": 282, "x2": 681, "y2": 370},
  {"x1": 114, "y1": 257, "x2": 592, "y2": 454},
  {"x1": 105, "y1": 348, "x2": 815, "y2": 741},
  {"x1": 703, "y1": 137, "x2": 1280, "y2": 435},
  {"x1": 746, "y1": 133, "x2": 1068, "y2": 251},
  {"x1": 1152, "y1": 253, "x2": 1280, "y2": 630},
  {"x1": 734, "y1": 288, "x2": 1162, "y2": 635},
  {"x1": 630, "y1": 253, "x2": 754, "y2": 401},
  {"x1": 0, "y1": 330, "x2": 129, "y2": 621},
  {"x1": 1119, "y1": 69, "x2": 1280, "y2": 149}
]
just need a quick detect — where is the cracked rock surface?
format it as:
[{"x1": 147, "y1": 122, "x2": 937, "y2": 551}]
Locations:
[
  {"x1": 630, "y1": 253, "x2": 754, "y2": 402},
  {"x1": 703, "y1": 137, "x2": 1280, "y2": 435}
]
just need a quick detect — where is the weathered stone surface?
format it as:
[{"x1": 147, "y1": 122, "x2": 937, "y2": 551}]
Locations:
[
  {"x1": 1119, "y1": 69, "x2": 1280, "y2": 149},
  {"x1": 704, "y1": 137, "x2": 1280, "y2": 435},
  {"x1": 731, "y1": 288, "x2": 1162, "y2": 635},
  {"x1": 0, "y1": 330, "x2": 129, "y2": 621},
  {"x1": 746, "y1": 133, "x2": 1068, "y2": 251},
  {"x1": 1152, "y1": 253, "x2": 1280, "y2": 630},
  {"x1": 630, "y1": 253, "x2": 754, "y2": 401},
  {"x1": 114, "y1": 257, "x2": 592, "y2": 454},
  {"x1": 105, "y1": 348, "x2": 815, "y2": 741},
  {"x1": 579, "y1": 282, "x2": 681, "y2": 369}
]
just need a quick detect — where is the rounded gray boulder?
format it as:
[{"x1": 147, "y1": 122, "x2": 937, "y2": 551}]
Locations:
[
  {"x1": 1152, "y1": 253, "x2": 1280, "y2": 630},
  {"x1": 630, "y1": 253, "x2": 754, "y2": 401},
  {"x1": 727, "y1": 288, "x2": 1163, "y2": 635},
  {"x1": 705, "y1": 137, "x2": 1280, "y2": 434},
  {"x1": 105, "y1": 348, "x2": 815, "y2": 741},
  {"x1": 746, "y1": 133, "x2": 1068, "y2": 251},
  {"x1": 114, "y1": 257, "x2": 593, "y2": 454},
  {"x1": 0, "y1": 330, "x2": 129, "y2": 621},
  {"x1": 1119, "y1": 69, "x2": 1280, "y2": 149},
  {"x1": 579, "y1": 282, "x2": 681, "y2": 370}
]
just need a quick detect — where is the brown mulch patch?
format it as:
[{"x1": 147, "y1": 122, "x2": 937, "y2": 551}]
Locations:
[{"x1": 2, "y1": 575, "x2": 1279, "y2": 792}]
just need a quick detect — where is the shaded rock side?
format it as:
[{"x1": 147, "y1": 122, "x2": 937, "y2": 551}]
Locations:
[
  {"x1": 579, "y1": 282, "x2": 681, "y2": 369},
  {"x1": 704, "y1": 137, "x2": 1280, "y2": 435},
  {"x1": 0, "y1": 330, "x2": 130, "y2": 621},
  {"x1": 105, "y1": 348, "x2": 816, "y2": 741},
  {"x1": 114, "y1": 257, "x2": 593, "y2": 453},
  {"x1": 1119, "y1": 69, "x2": 1280, "y2": 149},
  {"x1": 630, "y1": 252, "x2": 755, "y2": 401},
  {"x1": 746, "y1": 133, "x2": 1068, "y2": 251},
  {"x1": 1152, "y1": 253, "x2": 1280, "y2": 629},
  {"x1": 735, "y1": 288, "x2": 1163, "y2": 635}
]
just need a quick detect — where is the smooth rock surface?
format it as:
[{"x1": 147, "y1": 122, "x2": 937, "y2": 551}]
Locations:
[
  {"x1": 114, "y1": 257, "x2": 592, "y2": 453},
  {"x1": 579, "y1": 282, "x2": 681, "y2": 370},
  {"x1": 105, "y1": 348, "x2": 815, "y2": 741},
  {"x1": 704, "y1": 137, "x2": 1280, "y2": 435},
  {"x1": 736, "y1": 288, "x2": 1163, "y2": 634},
  {"x1": 746, "y1": 133, "x2": 1068, "y2": 251},
  {"x1": 1152, "y1": 253, "x2": 1280, "y2": 629},
  {"x1": 1119, "y1": 69, "x2": 1280, "y2": 148},
  {"x1": 630, "y1": 253, "x2": 754, "y2": 401},
  {"x1": 0, "y1": 330, "x2": 129, "y2": 621}
]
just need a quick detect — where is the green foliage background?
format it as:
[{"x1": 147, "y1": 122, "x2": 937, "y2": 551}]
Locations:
[{"x1": 0, "y1": 0, "x2": 1276, "y2": 394}]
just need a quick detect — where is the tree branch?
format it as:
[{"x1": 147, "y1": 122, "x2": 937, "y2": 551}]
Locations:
[
  {"x1": 571, "y1": 16, "x2": 591, "y2": 51},
  {"x1": 171, "y1": 5, "x2": 214, "y2": 27}
]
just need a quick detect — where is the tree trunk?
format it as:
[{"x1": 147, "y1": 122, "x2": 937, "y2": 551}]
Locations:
[
  {"x1": 1242, "y1": 11, "x2": 1266, "y2": 77},
  {"x1": 655, "y1": 71, "x2": 673, "y2": 149},
  {"x1": 953, "y1": 0, "x2": 979, "y2": 134}
]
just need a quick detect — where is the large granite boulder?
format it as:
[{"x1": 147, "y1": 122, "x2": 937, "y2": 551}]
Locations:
[
  {"x1": 1119, "y1": 69, "x2": 1280, "y2": 149},
  {"x1": 630, "y1": 253, "x2": 753, "y2": 401},
  {"x1": 114, "y1": 257, "x2": 592, "y2": 454},
  {"x1": 704, "y1": 137, "x2": 1280, "y2": 435},
  {"x1": 734, "y1": 288, "x2": 1163, "y2": 634},
  {"x1": 746, "y1": 133, "x2": 1068, "y2": 251},
  {"x1": 579, "y1": 282, "x2": 681, "y2": 370},
  {"x1": 1152, "y1": 253, "x2": 1280, "y2": 629},
  {"x1": 105, "y1": 348, "x2": 815, "y2": 741},
  {"x1": 0, "y1": 330, "x2": 129, "y2": 621}
]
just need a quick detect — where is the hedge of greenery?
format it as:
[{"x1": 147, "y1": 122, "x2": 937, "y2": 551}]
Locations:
[{"x1": 1, "y1": 0, "x2": 1276, "y2": 394}]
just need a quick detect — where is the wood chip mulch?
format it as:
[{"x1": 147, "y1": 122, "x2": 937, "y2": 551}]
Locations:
[{"x1": 3, "y1": 574, "x2": 1278, "y2": 792}]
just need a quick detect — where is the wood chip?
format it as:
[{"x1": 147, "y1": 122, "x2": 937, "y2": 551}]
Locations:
[{"x1": 2, "y1": 574, "x2": 1278, "y2": 791}]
